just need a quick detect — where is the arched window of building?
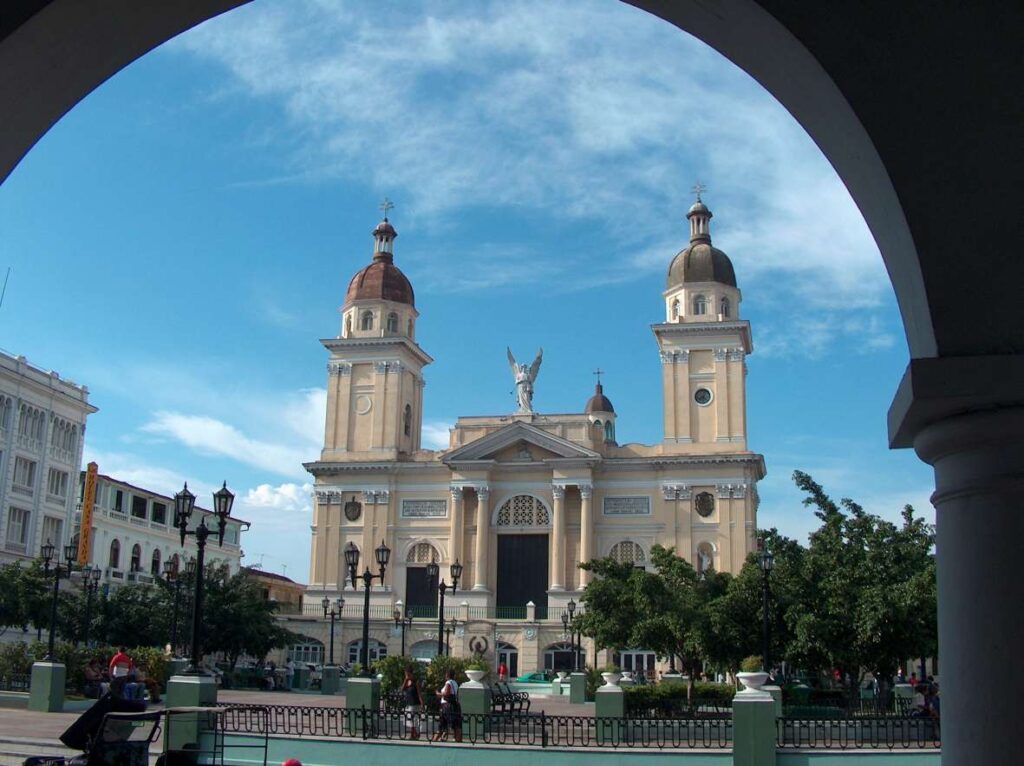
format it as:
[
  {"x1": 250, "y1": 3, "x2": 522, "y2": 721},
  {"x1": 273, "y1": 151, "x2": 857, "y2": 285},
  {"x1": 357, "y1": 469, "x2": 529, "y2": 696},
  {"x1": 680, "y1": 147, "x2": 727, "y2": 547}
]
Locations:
[
  {"x1": 348, "y1": 639, "x2": 387, "y2": 667},
  {"x1": 696, "y1": 541, "x2": 715, "y2": 575},
  {"x1": 497, "y1": 642, "x2": 519, "y2": 677},
  {"x1": 151, "y1": 548, "x2": 161, "y2": 577},
  {"x1": 495, "y1": 495, "x2": 550, "y2": 527},
  {"x1": 671, "y1": 299, "x2": 680, "y2": 319},
  {"x1": 130, "y1": 544, "x2": 142, "y2": 572},
  {"x1": 720, "y1": 297, "x2": 730, "y2": 317},
  {"x1": 609, "y1": 540, "x2": 645, "y2": 566},
  {"x1": 403, "y1": 404, "x2": 412, "y2": 436},
  {"x1": 360, "y1": 311, "x2": 374, "y2": 331},
  {"x1": 289, "y1": 638, "x2": 325, "y2": 665},
  {"x1": 386, "y1": 312, "x2": 399, "y2": 333},
  {"x1": 109, "y1": 539, "x2": 121, "y2": 569},
  {"x1": 604, "y1": 421, "x2": 615, "y2": 442},
  {"x1": 407, "y1": 318, "x2": 414, "y2": 337},
  {"x1": 407, "y1": 542, "x2": 439, "y2": 564},
  {"x1": 613, "y1": 649, "x2": 658, "y2": 681},
  {"x1": 543, "y1": 642, "x2": 584, "y2": 672},
  {"x1": 693, "y1": 294, "x2": 708, "y2": 315},
  {"x1": 410, "y1": 640, "x2": 438, "y2": 661},
  {"x1": 344, "y1": 315, "x2": 352, "y2": 338}
]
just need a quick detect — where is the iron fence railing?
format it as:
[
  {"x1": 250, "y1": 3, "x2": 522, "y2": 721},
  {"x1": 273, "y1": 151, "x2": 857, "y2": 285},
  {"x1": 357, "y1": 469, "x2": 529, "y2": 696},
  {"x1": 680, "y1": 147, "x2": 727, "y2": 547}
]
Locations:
[
  {"x1": 218, "y1": 704, "x2": 733, "y2": 749},
  {"x1": 284, "y1": 603, "x2": 572, "y2": 621},
  {"x1": 777, "y1": 716, "x2": 941, "y2": 749}
]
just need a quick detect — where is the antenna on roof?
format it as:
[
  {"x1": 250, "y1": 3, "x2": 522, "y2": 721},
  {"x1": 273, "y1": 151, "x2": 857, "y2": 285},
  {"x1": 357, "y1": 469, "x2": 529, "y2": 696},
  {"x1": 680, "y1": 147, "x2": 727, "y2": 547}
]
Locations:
[{"x1": 0, "y1": 268, "x2": 10, "y2": 310}]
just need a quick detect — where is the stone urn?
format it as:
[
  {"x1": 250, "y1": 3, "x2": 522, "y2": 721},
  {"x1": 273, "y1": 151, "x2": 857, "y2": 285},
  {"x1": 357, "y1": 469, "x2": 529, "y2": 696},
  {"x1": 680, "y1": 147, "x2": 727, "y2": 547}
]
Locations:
[
  {"x1": 557, "y1": 671, "x2": 568, "y2": 680},
  {"x1": 601, "y1": 672, "x2": 622, "y2": 688},
  {"x1": 465, "y1": 670, "x2": 487, "y2": 687},
  {"x1": 736, "y1": 671, "x2": 769, "y2": 694},
  {"x1": 622, "y1": 671, "x2": 633, "y2": 681}
]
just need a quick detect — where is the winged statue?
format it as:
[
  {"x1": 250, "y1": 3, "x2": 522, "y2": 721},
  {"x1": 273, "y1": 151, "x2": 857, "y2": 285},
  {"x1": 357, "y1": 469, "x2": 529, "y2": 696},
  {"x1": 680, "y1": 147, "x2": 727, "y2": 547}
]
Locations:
[{"x1": 507, "y1": 347, "x2": 543, "y2": 413}]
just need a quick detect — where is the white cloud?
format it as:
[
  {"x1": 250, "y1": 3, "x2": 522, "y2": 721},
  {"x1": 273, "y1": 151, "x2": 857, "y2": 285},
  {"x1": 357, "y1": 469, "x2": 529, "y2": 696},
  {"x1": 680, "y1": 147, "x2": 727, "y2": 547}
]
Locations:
[
  {"x1": 244, "y1": 482, "x2": 312, "y2": 512},
  {"x1": 82, "y1": 446, "x2": 205, "y2": 499},
  {"x1": 421, "y1": 420, "x2": 452, "y2": 450},
  {"x1": 169, "y1": 0, "x2": 893, "y2": 355}
]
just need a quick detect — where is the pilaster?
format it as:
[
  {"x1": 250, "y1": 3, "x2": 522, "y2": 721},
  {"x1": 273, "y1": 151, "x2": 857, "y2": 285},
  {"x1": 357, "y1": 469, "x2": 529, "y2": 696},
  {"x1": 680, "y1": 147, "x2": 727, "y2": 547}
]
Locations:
[
  {"x1": 550, "y1": 485, "x2": 565, "y2": 590},
  {"x1": 473, "y1": 486, "x2": 490, "y2": 591},
  {"x1": 578, "y1": 484, "x2": 593, "y2": 587}
]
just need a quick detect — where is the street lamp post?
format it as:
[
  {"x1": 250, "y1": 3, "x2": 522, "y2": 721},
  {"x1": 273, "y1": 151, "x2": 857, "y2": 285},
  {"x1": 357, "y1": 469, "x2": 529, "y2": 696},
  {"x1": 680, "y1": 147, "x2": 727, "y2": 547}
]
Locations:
[
  {"x1": 40, "y1": 541, "x2": 77, "y2": 660},
  {"x1": 445, "y1": 617, "x2": 458, "y2": 656},
  {"x1": 173, "y1": 481, "x2": 236, "y2": 674},
  {"x1": 759, "y1": 547, "x2": 775, "y2": 676},
  {"x1": 393, "y1": 602, "x2": 413, "y2": 656},
  {"x1": 425, "y1": 557, "x2": 462, "y2": 658},
  {"x1": 344, "y1": 540, "x2": 390, "y2": 676},
  {"x1": 163, "y1": 560, "x2": 184, "y2": 656},
  {"x1": 322, "y1": 596, "x2": 344, "y2": 666},
  {"x1": 562, "y1": 599, "x2": 583, "y2": 672},
  {"x1": 80, "y1": 565, "x2": 101, "y2": 647}
]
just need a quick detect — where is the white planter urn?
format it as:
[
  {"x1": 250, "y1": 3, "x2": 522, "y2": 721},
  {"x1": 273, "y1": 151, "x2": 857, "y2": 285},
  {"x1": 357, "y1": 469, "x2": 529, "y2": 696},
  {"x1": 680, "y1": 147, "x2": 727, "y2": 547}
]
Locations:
[
  {"x1": 557, "y1": 671, "x2": 568, "y2": 680},
  {"x1": 601, "y1": 672, "x2": 622, "y2": 688},
  {"x1": 465, "y1": 670, "x2": 487, "y2": 687},
  {"x1": 622, "y1": 671, "x2": 633, "y2": 681},
  {"x1": 736, "y1": 671, "x2": 770, "y2": 694}
]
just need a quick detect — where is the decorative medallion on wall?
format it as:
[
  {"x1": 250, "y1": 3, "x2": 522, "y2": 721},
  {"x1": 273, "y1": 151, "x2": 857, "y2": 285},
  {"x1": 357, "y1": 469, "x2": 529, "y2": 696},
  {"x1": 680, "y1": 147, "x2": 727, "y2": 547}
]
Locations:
[
  {"x1": 694, "y1": 388, "x2": 713, "y2": 406},
  {"x1": 344, "y1": 500, "x2": 363, "y2": 522},
  {"x1": 355, "y1": 394, "x2": 373, "y2": 415},
  {"x1": 524, "y1": 628, "x2": 537, "y2": 640},
  {"x1": 694, "y1": 492, "x2": 715, "y2": 518}
]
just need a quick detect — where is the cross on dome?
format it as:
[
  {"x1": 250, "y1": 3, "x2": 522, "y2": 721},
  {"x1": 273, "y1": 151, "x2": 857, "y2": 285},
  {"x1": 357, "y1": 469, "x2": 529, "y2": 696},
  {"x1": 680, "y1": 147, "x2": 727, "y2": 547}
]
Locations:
[
  {"x1": 593, "y1": 368, "x2": 604, "y2": 384},
  {"x1": 691, "y1": 182, "x2": 707, "y2": 202},
  {"x1": 379, "y1": 197, "x2": 394, "y2": 220}
]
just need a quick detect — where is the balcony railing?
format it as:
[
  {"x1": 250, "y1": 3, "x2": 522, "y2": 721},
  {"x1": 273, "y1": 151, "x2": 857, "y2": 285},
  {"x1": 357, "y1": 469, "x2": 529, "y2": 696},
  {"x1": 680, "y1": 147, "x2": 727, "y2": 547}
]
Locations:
[{"x1": 48, "y1": 445, "x2": 73, "y2": 464}]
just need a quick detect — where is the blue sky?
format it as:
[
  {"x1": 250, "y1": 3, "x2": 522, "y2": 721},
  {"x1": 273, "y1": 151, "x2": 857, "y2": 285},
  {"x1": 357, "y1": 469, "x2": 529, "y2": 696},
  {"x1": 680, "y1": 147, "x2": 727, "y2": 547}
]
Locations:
[{"x1": 0, "y1": 0, "x2": 935, "y2": 581}]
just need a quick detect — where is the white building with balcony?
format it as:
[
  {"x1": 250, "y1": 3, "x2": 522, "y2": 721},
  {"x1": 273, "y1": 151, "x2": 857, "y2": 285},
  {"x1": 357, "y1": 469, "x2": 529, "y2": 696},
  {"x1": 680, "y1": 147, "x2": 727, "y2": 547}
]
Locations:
[
  {"x1": 74, "y1": 472, "x2": 248, "y2": 587},
  {"x1": 0, "y1": 350, "x2": 96, "y2": 564}
]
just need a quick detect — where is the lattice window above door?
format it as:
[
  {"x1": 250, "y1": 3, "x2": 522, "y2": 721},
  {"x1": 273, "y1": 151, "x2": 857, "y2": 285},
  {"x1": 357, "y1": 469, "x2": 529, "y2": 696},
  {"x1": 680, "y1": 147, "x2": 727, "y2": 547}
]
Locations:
[
  {"x1": 609, "y1": 540, "x2": 645, "y2": 564},
  {"x1": 495, "y1": 495, "x2": 550, "y2": 527},
  {"x1": 407, "y1": 542, "x2": 438, "y2": 563}
]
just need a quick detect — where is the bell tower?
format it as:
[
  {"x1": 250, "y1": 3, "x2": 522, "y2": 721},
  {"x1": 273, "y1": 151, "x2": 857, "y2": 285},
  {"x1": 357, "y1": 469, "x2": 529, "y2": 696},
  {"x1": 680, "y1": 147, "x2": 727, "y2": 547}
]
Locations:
[
  {"x1": 321, "y1": 207, "x2": 433, "y2": 460},
  {"x1": 653, "y1": 193, "x2": 752, "y2": 451}
]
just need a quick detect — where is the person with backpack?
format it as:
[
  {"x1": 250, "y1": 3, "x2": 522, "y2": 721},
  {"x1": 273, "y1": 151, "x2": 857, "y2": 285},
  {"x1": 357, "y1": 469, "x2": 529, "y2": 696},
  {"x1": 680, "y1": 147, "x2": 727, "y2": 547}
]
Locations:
[
  {"x1": 433, "y1": 669, "x2": 462, "y2": 742},
  {"x1": 401, "y1": 666, "x2": 424, "y2": 740}
]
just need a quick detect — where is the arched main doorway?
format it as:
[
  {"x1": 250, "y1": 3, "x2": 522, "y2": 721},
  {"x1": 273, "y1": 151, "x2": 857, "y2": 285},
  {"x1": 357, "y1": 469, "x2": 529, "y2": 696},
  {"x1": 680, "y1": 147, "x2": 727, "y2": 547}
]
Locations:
[{"x1": 494, "y1": 494, "x2": 551, "y2": 618}]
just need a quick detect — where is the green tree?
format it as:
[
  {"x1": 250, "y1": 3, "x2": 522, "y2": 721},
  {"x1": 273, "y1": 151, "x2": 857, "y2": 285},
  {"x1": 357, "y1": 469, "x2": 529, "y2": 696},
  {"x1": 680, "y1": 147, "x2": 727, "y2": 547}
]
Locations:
[
  {"x1": 203, "y1": 565, "x2": 296, "y2": 668},
  {"x1": 0, "y1": 561, "x2": 50, "y2": 637},
  {"x1": 99, "y1": 583, "x2": 172, "y2": 648}
]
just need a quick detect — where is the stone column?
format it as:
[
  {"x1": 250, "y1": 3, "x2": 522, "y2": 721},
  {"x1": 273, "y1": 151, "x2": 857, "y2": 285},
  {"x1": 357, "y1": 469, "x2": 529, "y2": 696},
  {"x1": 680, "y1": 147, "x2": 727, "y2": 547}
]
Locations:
[
  {"x1": 473, "y1": 486, "x2": 489, "y2": 591},
  {"x1": 733, "y1": 683, "x2": 777, "y2": 766},
  {"x1": 913, "y1": 407, "x2": 1024, "y2": 766},
  {"x1": 578, "y1": 484, "x2": 593, "y2": 588},
  {"x1": 448, "y1": 486, "x2": 463, "y2": 566},
  {"x1": 550, "y1": 485, "x2": 566, "y2": 591}
]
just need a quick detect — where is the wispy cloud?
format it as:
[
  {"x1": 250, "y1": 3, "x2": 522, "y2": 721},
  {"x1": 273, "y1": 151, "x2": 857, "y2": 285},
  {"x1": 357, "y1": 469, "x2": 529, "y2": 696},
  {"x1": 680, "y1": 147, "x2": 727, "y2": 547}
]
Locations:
[
  {"x1": 169, "y1": 0, "x2": 892, "y2": 355},
  {"x1": 421, "y1": 420, "x2": 452, "y2": 450}
]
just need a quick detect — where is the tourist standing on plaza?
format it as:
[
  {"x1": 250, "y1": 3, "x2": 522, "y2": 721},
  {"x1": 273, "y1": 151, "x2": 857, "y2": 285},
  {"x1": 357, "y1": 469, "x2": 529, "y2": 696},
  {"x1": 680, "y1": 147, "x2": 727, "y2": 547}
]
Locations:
[
  {"x1": 285, "y1": 658, "x2": 295, "y2": 691},
  {"x1": 402, "y1": 667, "x2": 424, "y2": 740},
  {"x1": 433, "y1": 669, "x2": 462, "y2": 742},
  {"x1": 498, "y1": 661, "x2": 508, "y2": 683},
  {"x1": 109, "y1": 647, "x2": 133, "y2": 698}
]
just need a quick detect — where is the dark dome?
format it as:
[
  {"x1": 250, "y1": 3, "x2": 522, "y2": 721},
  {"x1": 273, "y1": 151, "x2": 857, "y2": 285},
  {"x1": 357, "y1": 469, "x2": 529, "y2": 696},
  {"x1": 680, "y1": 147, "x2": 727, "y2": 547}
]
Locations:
[
  {"x1": 667, "y1": 242, "x2": 737, "y2": 288},
  {"x1": 373, "y1": 219, "x2": 397, "y2": 237},
  {"x1": 585, "y1": 383, "x2": 615, "y2": 414},
  {"x1": 344, "y1": 255, "x2": 415, "y2": 307}
]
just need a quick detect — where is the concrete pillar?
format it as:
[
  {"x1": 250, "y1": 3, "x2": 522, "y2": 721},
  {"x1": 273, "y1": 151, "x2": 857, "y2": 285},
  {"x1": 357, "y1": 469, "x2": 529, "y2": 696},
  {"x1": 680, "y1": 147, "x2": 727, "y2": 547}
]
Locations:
[
  {"x1": 28, "y1": 661, "x2": 65, "y2": 712},
  {"x1": 346, "y1": 677, "x2": 380, "y2": 736},
  {"x1": 473, "y1": 487, "x2": 489, "y2": 591},
  {"x1": 594, "y1": 673, "x2": 624, "y2": 744},
  {"x1": 569, "y1": 671, "x2": 586, "y2": 704},
  {"x1": 912, "y1": 408, "x2": 1024, "y2": 766},
  {"x1": 165, "y1": 674, "x2": 217, "y2": 754},
  {"x1": 292, "y1": 665, "x2": 309, "y2": 690},
  {"x1": 459, "y1": 673, "x2": 492, "y2": 740},
  {"x1": 550, "y1": 485, "x2": 565, "y2": 590},
  {"x1": 579, "y1": 484, "x2": 593, "y2": 587},
  {"x1": 321, "y1": 666, "x2": 341, "y2": 695},
  {"x1": 733, "y1": 685, "x2": 777, "y2": 766},
  {"x1": 449, "y1": 486, "x2": 464, "y2": 566}
]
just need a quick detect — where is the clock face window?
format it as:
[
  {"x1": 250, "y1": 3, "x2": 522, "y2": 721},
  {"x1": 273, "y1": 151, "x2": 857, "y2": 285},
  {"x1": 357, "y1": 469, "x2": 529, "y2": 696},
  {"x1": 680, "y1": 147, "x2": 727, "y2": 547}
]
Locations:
[
  {"x1": 344, "y1": 500, "x2": 362, "y2": 522},
  {"x1": 694, "y1": 388, "x2": 713, "y2": 406}
]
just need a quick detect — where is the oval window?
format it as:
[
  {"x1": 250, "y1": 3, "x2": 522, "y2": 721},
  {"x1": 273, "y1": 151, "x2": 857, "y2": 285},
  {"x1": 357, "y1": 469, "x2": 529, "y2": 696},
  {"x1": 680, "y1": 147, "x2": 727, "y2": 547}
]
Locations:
[{"x1": 694, "y1": 388, "x2": 713, "y2": 406}]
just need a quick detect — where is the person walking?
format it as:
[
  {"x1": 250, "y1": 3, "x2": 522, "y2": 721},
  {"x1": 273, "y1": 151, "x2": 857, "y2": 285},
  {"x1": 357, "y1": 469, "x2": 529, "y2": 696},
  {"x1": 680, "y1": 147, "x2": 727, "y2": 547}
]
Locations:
[
  {"x1": 432, "y1": 669, "x2": 462, "y2": 742},
  {"x1": 285, "y1": 658, "x2": 296, "y2": 691},
  {"x1": 401, "y1": 666, "x2": 424, "y2": 740}
]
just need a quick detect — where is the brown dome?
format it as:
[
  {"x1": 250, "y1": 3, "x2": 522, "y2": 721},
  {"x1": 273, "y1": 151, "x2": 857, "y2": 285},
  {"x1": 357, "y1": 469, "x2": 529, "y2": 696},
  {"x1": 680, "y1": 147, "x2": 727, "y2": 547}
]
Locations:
[
  {"x1": 585, "y1": 382, "x2": 615, "y2": 414},
  {"x1": 667, "y1": 242, "x2": 736, "y2": 288},
  {"x1": 344, "y1": 254, "x2": 415, "y2": 307}
]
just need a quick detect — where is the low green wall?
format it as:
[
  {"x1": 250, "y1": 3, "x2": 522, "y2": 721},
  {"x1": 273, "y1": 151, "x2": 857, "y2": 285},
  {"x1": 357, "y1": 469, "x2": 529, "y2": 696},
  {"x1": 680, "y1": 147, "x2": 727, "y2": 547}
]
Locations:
[{"x1": 222, "y1": 734, "x2": 939, "y2": 766}]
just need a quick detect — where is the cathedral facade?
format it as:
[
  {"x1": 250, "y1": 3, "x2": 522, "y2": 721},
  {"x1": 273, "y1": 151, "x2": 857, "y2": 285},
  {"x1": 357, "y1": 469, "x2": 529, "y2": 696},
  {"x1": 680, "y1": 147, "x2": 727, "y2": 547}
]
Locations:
[{"x1": 301, "y1": 198, "x2": 765, "y2": 676}]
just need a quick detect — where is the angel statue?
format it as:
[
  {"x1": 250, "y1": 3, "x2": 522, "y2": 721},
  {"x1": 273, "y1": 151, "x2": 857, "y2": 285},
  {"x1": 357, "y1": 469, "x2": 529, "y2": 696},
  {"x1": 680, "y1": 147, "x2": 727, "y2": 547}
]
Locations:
[{"x1": 507, "y1": 347, "x2": 543, "y2": 413}]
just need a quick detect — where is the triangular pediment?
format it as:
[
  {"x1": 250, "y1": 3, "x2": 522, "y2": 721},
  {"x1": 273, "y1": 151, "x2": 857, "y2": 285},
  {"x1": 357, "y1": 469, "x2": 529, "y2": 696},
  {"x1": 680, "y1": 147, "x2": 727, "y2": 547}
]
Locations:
[{"x1": 443, "y1": 421, "x2": 601, "y2": 463}]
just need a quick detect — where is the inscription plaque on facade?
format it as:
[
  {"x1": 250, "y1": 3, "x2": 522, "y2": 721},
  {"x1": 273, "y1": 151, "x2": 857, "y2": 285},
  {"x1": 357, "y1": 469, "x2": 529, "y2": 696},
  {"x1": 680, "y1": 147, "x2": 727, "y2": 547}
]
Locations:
[
  {"x1": 401, "y1": 499, "x2": 448, "y2": 518},
  {"x1": 603, "y1": 496, "x2": 651, "y2": 516}
]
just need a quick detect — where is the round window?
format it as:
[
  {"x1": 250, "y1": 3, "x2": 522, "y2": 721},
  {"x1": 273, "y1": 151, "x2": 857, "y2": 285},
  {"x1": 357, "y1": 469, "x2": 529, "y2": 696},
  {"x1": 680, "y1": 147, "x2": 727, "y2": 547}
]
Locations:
[{"x1": 694, "y1": 388, "x2": 713, "y2": 406}]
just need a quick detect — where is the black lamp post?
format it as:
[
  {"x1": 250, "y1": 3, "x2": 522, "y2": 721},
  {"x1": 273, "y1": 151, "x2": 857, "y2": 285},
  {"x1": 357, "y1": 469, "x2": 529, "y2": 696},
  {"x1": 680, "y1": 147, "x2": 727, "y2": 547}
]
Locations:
[
  {"x1": 393, "y1": 603, "x2": 413, "y2": 656},
  {"x1": 445, "y1": 617, "x2": 458, "y2": 656},
  {"x1": 759, "y1": 547, "x2": 775, "y2": 676},
  {"x1": 344, "y1": 540, "x2": 390, "y2": 676},
  {"x1": 425, "y1": 556, "x2": 462, "y2": 658},
  {"x1": 322, "y1": 596, "x2": 344, "y2": 666},
  {"x1": 162, "y1": 560, "x2": 185, "y2": 656},
  {"x1": 173, "y1": 481, "x2": 235, "y2": 674},
  {"x1": 562, "y1": 599, "x2": 583, "y2": 672},
  {"x1": 80, "y1": 564, "x2": 101, "y2": 647},
  {"x1": 40, "y1": 540, "x2": 77, "y2": 660},
  {"x1": 182, "y1": 557, "x2": 197, "y2": 659}
]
